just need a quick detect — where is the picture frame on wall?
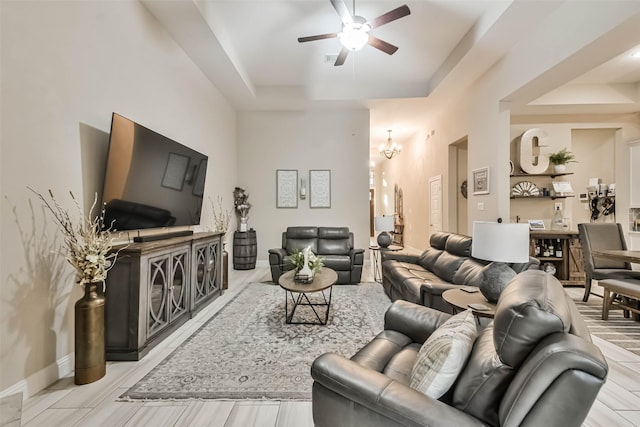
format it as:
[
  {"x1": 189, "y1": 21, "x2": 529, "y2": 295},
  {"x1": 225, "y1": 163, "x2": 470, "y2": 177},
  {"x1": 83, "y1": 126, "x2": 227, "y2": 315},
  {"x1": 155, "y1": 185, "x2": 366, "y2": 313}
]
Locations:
[
  {"x1": 276, "y1": 169, "x2": 298, "y2": 208},
  {"x1": 309, "y1": 169, "x2": 331, "y2": 208},
  {"x1": 472, "y1": 167, "x2": 490, "y2": 195}
]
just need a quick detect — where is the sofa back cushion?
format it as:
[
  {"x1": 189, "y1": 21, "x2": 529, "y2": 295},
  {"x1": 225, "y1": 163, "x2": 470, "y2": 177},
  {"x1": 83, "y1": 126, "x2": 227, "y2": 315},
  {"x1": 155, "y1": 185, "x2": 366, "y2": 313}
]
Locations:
[
  {"x1": 417, "y1": 248, "x2": 444, "y2": 271},
  {"x1": 317, "y1": 227, "x2": 352, "y2": 255},
  {"x1": 493, "y1": 270, "x2": 571, "y2": 367},
  {"x1": 430, "y1": 232, "x2": 450, "y2": 250},
  {"x1": 452, "y1": 258, "x2": 488, "y2": 286},
  {"x1": 452, "y1": 326, "x2": 515, "y2": 426},
  {"x1": 444, "y1": 234, "x2": 472, "y2": 257},
  {"x1": 284, "y1": 226, "x2": 319, "y2": 254},
  {"x1": 451, "y1": 270, "x2": 572, "y2": 425},
  {"x1": 431, "y1": 252, "x2": 466, "y2": 283}
]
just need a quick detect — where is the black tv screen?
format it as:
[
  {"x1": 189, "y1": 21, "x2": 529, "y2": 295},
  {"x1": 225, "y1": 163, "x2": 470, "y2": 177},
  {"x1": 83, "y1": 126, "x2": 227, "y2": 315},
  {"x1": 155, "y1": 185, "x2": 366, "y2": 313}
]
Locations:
[{"x1": 102, "y1": 113, "x2": 208, "y2": 231}]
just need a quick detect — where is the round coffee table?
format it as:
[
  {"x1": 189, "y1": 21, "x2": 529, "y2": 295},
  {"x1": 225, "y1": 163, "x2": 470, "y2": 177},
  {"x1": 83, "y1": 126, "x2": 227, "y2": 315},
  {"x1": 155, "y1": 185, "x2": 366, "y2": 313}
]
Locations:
[
  {"x1": 278, "y1": 268, "x2": 338, "y2": 325},
  {"x1": 442, "y1": 288, "x2": 497, "y2": 319}
]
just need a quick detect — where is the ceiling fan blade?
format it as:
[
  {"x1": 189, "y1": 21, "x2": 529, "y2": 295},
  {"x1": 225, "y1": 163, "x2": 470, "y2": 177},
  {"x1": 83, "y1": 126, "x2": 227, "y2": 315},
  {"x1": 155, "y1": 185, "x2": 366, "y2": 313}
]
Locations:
[
  {"x1": 334, "y1": 48, "x2": 349, "y2": 66},
  {"x1": 369, "y1": 5, "x2": 410, "y2": 29},
  {"x1": 298, "y1": 33, "x2": 338, "y2": 43},
  {"x1": 330, "y1": 0, "x2": 353, "y2": 25},
  {"x1": 368, "y1": 36, "x2": 398, "y2": 55}
]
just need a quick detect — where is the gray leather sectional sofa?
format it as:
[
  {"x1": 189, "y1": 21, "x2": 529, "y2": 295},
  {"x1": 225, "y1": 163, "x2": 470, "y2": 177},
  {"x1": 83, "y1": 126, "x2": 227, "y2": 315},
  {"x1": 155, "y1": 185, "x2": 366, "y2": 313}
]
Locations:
[
  {"x1": 268, "y1": 226, "x2": 364, "y2": 284},
  {"x1": 311, "y1": 270, "x2": 608, "y2": 427},
  {"x1": 381, "y1": 231, "x2": 538, "y2": 312}
]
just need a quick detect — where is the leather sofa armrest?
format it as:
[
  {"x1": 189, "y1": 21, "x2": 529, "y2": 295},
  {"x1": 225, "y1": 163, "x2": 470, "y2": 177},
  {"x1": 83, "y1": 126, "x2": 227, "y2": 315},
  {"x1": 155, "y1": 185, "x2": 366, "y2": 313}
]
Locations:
[
  {"x1": 384, "y1": 300, "x2": 451, "y2": 344},
  {"x1": 381, "y1": 251, "x2": 420, "y2": 263},
  {"x1": 312, "y1": 353, "x2": 485, "y2": 427},
  {"x1": 350, "y1": 248, "x2": 365, "y2": 264},
  {"x1": 269, "y1": 248, "x2": 288, "y2": 259},
  {"x1": 268, "y1": 248, "x2": 287, "y2": 263}
]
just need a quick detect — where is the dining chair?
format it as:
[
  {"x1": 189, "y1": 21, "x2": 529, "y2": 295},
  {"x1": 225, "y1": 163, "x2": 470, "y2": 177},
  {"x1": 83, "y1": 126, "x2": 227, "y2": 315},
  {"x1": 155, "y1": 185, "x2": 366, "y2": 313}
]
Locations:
[{"x1": 578, "y1": 223, "x2": 640, "y2": 302}]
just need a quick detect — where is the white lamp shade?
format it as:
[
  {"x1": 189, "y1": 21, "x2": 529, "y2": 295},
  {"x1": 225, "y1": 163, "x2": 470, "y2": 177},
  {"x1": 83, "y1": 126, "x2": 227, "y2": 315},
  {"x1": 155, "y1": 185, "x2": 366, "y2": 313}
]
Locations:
[
  {"x1": 374, "y1": 216, "x2": 395, "y2": 232},
  {"x1": 471, "y1": 221, "x2": 530, "y2": 263}
]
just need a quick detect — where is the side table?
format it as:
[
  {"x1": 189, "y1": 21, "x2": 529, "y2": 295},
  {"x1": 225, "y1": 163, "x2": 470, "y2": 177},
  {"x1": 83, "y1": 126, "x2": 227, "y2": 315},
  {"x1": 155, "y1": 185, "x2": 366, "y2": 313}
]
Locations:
[
  {"x1": 369, "y1": 245, "x2": 403, "y2": 283},
  {"x1": 233, "y1": 230, "x2": 257, "y2": 270},
  {"x1": 442, "y1": 288, "x2": 496, "y2": 319}
]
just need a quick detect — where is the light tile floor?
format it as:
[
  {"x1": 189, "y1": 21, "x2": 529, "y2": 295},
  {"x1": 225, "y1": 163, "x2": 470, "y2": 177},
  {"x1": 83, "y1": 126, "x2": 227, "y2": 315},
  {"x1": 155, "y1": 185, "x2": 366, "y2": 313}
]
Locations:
[{"x1": 17, "y1": 263, "x2": 640, "y2": 426}]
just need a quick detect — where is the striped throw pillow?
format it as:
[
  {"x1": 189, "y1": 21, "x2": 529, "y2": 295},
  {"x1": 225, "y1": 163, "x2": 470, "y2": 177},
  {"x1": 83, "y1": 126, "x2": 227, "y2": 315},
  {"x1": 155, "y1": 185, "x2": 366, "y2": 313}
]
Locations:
[{"x1": 409, "y1": 309, "x2": 479, "y2": 398}]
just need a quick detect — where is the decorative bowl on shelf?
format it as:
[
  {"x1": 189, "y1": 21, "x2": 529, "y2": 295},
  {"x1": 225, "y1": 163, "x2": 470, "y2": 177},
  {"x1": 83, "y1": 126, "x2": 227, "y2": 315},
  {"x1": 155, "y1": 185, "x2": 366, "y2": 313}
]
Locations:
[{"x1": 512, "y1": 181, "x2": 540, "y2": 197}]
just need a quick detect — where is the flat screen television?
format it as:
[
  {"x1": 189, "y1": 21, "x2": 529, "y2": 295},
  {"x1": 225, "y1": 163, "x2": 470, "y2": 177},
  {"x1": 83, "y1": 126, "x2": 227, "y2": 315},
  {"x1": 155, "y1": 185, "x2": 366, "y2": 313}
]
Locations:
[{"x1": 102, "y1": 113, "x2": 208, "y2": 233}]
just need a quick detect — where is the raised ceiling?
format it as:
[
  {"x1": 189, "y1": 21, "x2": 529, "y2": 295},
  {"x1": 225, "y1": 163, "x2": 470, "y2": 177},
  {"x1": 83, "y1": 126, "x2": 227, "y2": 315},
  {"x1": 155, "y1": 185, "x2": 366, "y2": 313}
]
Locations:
[{"x1": 142, "y1": 0, "x2": 640, "y2": 152}]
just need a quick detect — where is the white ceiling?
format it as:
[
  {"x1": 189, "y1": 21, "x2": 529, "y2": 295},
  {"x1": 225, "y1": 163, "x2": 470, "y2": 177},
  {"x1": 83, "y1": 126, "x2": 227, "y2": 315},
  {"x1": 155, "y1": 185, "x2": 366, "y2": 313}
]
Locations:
[{"x1": 141, "y1": 0, "x2": 640, "y2": 155}]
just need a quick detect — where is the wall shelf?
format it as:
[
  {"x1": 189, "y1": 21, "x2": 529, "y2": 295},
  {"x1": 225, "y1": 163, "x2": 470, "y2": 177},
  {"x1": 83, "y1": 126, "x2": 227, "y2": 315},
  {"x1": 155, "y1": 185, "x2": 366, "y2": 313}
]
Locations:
[
  {"x1": 511, "y1": 195, "x2": 574, "y2": 200},
  {"x1": 511, "y1": 172, "x2": 574, "y2": 178}
]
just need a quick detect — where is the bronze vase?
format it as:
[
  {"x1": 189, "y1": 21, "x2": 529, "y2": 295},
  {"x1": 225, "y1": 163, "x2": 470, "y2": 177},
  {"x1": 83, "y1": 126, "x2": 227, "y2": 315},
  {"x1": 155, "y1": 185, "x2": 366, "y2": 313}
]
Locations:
[
  {"x1": 74, "y1": 282, "x2": 106, "y2": 385},
  {"x1": 222, "y1": 245, "x2": 229, "y2": 290}
]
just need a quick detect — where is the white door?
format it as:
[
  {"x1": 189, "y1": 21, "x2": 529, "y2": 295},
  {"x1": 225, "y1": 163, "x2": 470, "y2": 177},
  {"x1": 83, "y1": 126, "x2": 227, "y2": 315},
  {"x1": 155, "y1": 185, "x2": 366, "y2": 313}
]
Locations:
[{"x1": 429, "y1": 175, "x2": 443, "y2": 232}]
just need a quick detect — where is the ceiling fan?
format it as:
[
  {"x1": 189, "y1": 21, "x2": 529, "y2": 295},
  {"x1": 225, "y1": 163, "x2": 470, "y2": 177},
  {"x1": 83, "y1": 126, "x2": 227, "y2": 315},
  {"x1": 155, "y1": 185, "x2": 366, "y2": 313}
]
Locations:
[{"x1": 298, "y1": 0, "x2": 410, "y2": 66}]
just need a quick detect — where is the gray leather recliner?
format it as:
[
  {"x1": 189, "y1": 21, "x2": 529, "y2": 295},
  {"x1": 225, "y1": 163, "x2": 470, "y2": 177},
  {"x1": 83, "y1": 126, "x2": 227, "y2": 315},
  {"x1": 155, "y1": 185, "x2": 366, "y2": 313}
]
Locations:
[
  {"x1": 268, "y1": 226, "x2": 364, "y2": 284},
  {"x1": 311, "y1": 270, "x2": 608, "y2": 427}
]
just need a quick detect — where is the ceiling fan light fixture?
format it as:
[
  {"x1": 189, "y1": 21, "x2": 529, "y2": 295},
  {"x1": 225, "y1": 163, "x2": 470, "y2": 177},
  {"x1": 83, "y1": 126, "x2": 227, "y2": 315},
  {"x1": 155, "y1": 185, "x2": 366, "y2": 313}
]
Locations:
[
  {"x1": 338, "y1": 22, "x2": 370, "y2": 51},
  {"x1": 380, "y1": 130, "x2": 402, "y2": 159}
]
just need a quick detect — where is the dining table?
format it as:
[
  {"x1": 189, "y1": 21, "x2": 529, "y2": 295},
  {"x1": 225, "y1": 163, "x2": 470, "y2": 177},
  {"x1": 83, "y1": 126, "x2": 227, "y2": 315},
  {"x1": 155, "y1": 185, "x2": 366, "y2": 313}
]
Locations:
[{"x1": 591, "y1": 249, "x2": 640, "y2": 264}]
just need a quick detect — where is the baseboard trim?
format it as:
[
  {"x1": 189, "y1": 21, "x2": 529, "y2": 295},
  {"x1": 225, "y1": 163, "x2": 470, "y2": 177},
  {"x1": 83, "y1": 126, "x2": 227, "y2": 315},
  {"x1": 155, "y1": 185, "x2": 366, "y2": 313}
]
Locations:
[{"x1": 0, "y1": 353, "x2": 74, "y2": 400}]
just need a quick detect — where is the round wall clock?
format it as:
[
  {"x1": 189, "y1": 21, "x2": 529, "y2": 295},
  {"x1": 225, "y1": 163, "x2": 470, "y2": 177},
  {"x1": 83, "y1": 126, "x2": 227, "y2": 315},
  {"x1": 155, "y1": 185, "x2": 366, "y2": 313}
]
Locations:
[{"x1": 511, "y1": 181, "x2": 540, "y2": 197}]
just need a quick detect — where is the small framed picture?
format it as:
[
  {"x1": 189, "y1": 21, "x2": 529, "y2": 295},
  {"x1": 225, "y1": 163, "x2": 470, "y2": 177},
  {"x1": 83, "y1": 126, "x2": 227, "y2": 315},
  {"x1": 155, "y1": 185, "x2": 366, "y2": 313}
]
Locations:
[
  {"x1": 276, "y1": 169, "x2": 298, "y2": 208},
  {"x1": 309, "y1": 169, "x2": 331, "y2": 208},
  {"x1": 471, "y1": 167, "x2": 490, "y2": 195}
]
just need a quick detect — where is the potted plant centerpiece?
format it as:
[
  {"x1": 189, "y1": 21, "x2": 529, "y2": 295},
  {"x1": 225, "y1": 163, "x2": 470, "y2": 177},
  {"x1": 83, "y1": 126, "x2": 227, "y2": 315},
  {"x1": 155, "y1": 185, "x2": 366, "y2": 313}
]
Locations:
[
  {"x1": 31, "y1": 189, "x2": 121, "y2": 385},
  {"x1": 548, "y1": 148, "x2": 577, "y2": 174},
  {"x1": 287, "y1": 246, "x2": 324, "y2": 283}
]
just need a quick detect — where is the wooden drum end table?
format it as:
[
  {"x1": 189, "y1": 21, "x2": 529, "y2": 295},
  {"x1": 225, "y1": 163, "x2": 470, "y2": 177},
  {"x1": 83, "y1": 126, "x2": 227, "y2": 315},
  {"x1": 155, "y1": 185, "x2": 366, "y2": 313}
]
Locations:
[{"x1": 278, "y1": 268, "x2": 338, "y2": 325}]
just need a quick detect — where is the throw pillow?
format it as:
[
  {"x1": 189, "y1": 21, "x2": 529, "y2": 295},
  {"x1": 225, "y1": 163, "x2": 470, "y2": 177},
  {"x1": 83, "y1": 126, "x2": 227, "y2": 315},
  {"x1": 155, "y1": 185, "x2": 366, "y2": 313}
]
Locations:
[
  {"x1": 478, "y1": 262, "x2": 517, "y2": 303},
  {"x1": 409, "y1": 309, "x2": 479, "y2": 398}
]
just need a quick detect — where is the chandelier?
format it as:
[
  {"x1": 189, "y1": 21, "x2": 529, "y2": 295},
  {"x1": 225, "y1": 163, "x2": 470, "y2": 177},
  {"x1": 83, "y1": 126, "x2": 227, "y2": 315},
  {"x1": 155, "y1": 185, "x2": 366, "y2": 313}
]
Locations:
[{"x1": 379, "y1": 130, "x2": 402, "y2": 159}]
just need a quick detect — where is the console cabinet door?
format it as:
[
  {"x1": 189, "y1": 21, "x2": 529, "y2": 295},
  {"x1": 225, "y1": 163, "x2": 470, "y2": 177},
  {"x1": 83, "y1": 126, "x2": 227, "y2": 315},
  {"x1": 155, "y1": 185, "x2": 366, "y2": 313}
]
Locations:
[
  {"x1": 169, "y1": 249, "x2": 189, "y2": 322},
  {"x1": 147, "y1": 248, "x2": 190, "y2": 339},
  {"x1": 192, "y1": 238, "x2": 222, "y2": 309},
  {"x1": 147, "y1": 254, "x2": 170, "y2": 338}
]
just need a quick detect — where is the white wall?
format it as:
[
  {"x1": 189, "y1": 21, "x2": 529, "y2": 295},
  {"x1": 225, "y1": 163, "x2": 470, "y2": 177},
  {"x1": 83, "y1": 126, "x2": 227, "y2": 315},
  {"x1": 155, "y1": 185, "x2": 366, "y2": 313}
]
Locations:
[
  {"x1": 372, "y1": 2, "x2": 640, "y2": 250},
  {"x1": 237, "y1": 110, "x2": 370, "y2": 259},
  {"x1": 0, "y1": 1, "x2": 236, "y2": 394}
]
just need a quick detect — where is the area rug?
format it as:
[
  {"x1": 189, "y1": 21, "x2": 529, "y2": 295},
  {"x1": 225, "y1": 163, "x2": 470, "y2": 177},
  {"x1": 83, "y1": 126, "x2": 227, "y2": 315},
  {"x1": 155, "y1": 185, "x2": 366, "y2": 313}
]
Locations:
[
  {"x1": 120, "y1": 282, "x2": 391, "y2": 400},
  {"x1": 571, "y1": 295, "x2": 640, "y2": 356}
]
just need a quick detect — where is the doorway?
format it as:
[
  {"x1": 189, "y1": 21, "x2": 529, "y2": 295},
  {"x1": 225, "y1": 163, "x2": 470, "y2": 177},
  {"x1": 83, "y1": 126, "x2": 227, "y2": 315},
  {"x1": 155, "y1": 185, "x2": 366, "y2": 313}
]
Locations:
[
  {"x1": 369, "y1": 188, "x2": 375, "y2": 237},
  {"x1": 449, "y1": 137, "x2": 469, "y2": 235}
]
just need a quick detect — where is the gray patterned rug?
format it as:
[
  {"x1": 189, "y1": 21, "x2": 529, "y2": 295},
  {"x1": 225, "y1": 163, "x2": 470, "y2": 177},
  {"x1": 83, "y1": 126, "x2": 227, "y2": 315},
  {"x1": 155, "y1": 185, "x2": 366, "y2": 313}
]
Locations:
[{"x1": 120, "y1": 282, "x2": 391, "y2": 400}]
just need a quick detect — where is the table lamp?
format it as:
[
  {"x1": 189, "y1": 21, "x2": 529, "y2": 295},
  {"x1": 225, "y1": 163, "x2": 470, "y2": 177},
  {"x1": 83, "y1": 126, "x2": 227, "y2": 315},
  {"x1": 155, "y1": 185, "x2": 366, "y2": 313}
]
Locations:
[
  {"x1": 374, "y1": 216, "x2": 395, "y2": 248},
  {"x1": 471, "y1": 220, "x2": 530, "y2": 302}
]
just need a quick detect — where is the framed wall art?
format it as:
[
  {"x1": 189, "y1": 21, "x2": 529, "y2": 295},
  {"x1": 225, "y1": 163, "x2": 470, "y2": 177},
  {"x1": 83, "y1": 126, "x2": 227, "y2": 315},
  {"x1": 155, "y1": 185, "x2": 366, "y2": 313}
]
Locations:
[
  {"x1": 472, "y1": 167, "x2": 490, "y2": 195},
  {"x1": 309, "y1": 169, "x2": 331, "y2": 208},
  {"x1": 276, "y1": 169, "x2": 298, "y2": 208}
]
